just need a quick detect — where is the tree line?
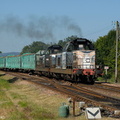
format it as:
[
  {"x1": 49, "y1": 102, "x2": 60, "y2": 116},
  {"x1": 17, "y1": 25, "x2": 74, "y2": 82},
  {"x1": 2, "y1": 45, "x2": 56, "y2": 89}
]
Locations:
[
  {"x1": 20, "y1": 35, "x2": 78, "y2": 54},
  {"x1": 94, "y1": 30, "x2": 120, "y2": 82}
]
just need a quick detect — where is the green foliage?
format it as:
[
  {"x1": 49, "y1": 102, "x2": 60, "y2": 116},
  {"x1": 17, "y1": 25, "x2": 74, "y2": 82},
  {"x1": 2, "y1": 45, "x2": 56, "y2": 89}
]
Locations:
[
  {"x1": 95, "y1": 30, "x2": 116, "y2": 67},
  {"x1": 64, "y1": 35, "x2": 78, "y2": 42},
  {"x1": 95, "y1": 30, "x2": 120, "y2": 81},
  {"x1": 57, "y1": 35, "x2": 78, "y2": 47},
  {"x1": 0, "y1": 51, "x2": 2, "y2": 53},
  {"x1": 20, "y1": 41, "x2": 50, "y2": 54},
  {"x1": 57, "y1": 40, "x2": 66, "y2": 47}
]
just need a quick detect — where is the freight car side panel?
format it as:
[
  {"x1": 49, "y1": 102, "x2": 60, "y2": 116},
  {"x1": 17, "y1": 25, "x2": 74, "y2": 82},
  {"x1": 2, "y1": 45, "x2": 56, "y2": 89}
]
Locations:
[
  {"x1": 35, "y1": 54, "x2": 42, "y2": 70},
  {"x1": 21, "y1": 54, "x2": 36, "y2": 70},
  {"x1": 6, "y1": 56, "x2": 21, "y2": 69},
  {"x1": 0, "y1": 57, "x2": 6, "y2": 68}
]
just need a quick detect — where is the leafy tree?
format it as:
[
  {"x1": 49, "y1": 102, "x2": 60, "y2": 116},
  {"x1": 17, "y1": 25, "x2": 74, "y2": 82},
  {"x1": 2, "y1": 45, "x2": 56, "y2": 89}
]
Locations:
[
  {"x1": 0, "y1": 51, "x2": 2, "y2": 53},
  {"x1": 95, "y1": 30, "x2": 116, "y2": 67},
  {"x1": 57, "y1": 35, "x2": 78, "y2": 47},
  {"x1": 95, "y1": 30, "x2": 120, "y2": 81},
  {"x1": 57, "y1": 40, "x2": 65, "y2": 47},
  {"x1": 20, "y1": 45, "x2": 31, "y2": 54},
  {"x1": 64, "y1": 35, "x2": 78, "y2": 42},
  {"x1": 20, "y1": 41, "x2": 49, "y2": 54}
]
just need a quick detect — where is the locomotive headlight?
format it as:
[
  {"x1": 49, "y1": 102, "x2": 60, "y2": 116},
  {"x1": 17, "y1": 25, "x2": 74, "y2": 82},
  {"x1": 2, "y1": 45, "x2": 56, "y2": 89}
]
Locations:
[{"x1": 85, "y1": 58, "x2": 90, "y2": 63}]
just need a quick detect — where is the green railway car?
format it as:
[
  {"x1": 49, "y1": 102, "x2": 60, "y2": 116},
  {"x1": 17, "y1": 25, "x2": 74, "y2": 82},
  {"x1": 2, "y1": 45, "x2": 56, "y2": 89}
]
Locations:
[
  {"x1": 21, "y1": 53, "x2": 36, "y2": 70},
  {"x1": 0, "y1": 53, "x2": 41, "y2": 72},
  {"x1": 6, "y1": 55, "x2": 21, "y2": 69},
  {"x1": 0, "y1": 57, "x2": 6, "y2": 68}
]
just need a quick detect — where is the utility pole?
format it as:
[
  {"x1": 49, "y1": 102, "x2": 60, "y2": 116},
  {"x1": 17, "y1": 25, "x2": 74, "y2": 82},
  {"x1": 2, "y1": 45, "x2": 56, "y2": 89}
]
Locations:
[{"x1": 115, "y1": 21, "x2": 119, "y2": 83}]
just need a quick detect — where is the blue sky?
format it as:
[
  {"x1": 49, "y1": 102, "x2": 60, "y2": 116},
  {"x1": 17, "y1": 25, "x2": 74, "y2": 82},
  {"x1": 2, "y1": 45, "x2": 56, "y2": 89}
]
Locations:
[{"x1": 0, "y1": 0, "x2": 119, "y2": 52}]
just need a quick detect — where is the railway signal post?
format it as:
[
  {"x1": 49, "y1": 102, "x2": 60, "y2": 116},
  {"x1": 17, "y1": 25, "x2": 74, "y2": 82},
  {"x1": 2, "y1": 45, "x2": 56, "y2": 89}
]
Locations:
[{"x1": 104, "y1": 66, "x2": 109, "y2": 82}]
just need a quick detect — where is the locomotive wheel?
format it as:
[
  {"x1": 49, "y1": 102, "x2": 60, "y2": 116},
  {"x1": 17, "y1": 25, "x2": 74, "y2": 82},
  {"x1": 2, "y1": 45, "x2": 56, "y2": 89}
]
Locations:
[
  {"x1": 86, "y1": 76, "x2": 95, "y2": 84},
  {"x1": 73, "y1": 75, "x2": 80, "y2": 83}
]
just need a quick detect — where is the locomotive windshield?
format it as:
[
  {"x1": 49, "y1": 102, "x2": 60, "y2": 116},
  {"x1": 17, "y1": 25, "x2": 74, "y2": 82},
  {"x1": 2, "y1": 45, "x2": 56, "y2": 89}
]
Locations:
[{"x1": 76, "y1": 43, "x2": 94, "y2": 50}]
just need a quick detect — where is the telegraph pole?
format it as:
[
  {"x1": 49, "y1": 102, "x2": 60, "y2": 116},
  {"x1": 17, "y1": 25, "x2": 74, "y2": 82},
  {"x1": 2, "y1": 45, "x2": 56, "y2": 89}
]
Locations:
[{"x1": 115, "y1": 21, "x2": 119, "y2": 83}]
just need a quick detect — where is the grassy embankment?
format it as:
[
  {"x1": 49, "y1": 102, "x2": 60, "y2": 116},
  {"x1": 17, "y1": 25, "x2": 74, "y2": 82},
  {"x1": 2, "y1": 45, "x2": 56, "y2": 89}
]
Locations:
[
  {"x1": 0, "y1": 71, "x2": 119, "y2": 120},
  {"x1": 0, "y1": 72, "x2": 64, "y2": 120}
]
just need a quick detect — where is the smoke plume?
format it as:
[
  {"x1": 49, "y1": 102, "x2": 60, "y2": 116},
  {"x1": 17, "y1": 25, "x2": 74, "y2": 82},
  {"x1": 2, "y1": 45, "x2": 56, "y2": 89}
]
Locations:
[{"x1": 0, "y1": 16, "x2": 82, "y2": 42}]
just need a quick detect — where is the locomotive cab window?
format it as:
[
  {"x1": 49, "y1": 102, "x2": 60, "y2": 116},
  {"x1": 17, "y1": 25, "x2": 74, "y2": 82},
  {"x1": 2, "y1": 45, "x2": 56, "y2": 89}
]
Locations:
[
  {"x1": 75, "y1": 43, "x2": 94, "y2": 50},
  {"x1": 78, "y1": 44, "x2": 84, "y2": 50},
  {"x1": 50, "y1": 49, "x2": 62, "y2": 54}
]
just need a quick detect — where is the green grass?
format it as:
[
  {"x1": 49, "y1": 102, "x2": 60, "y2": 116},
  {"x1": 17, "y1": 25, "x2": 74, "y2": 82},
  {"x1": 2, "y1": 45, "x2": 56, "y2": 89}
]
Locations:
[
  {"x1": 30, "y1": 106, "x2": 55, "y2": 120},
  {"x1": 6, "y1": 111, "x2": 28, "y2": 120},
  {"x1": 18, "y1": 101, "x2": 29, "y2": 108},
  {"x1": 10, "y1": 92, "x2": 27, "y2": 99},
  {"x1": 0, "y1": 77, "x2": 55, "y2": 120},
  {"x1": 0, "y1": 79, "x2": 12, "y2": 109},
  {"x1": 0, "y1": 79, "x2": 11, "y2": 89},
  {"x1": 97, "y1": 76, "x2": 116, "y2": 83},
  {"x1": 0, "y1": 72, "x2": 116, "y2": 120},
  {"x1": 17, "y1": 100, "x2": 55, "y2": 119}
]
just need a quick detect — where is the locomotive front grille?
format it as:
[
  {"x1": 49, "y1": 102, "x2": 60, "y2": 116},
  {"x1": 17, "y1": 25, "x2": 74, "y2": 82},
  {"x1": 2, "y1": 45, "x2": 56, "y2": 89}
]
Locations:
[{"x1": 77, "y1": 65, "x2": 95, "y2": 69}]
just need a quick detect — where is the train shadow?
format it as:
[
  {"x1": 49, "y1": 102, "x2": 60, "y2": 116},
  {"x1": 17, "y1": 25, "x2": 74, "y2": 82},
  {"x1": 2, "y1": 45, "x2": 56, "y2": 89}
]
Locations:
[
  {"x1": 8, "y1": 77, "x2": 19, "y2": 83},
  {"x1": 0, "y1": 73, "x2": 6, "y2": 76}
]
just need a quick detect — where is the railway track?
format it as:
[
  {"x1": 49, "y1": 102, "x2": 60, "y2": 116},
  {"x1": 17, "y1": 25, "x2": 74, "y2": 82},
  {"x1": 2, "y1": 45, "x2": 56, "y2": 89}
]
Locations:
[
  {"x1": 74, "y1": 82, "x2": 120, "y2": 92},
  {"x1": 91, "y1": 83, "x2": 120, "y2": 93},
  {"x1": 4, "y1": 71, "x2": 120, "y2": 117},
  {"x1": 75, "y1": 82, "x2": 120, "y2": 100}
]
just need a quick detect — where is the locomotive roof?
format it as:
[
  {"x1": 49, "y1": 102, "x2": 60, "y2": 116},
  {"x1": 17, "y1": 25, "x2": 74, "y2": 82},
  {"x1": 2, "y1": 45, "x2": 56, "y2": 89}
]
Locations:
[
  {"x1": 63, "y1": 38, "x2": 94, "y2": 51},
  {"x1": 70, "y1": 38, "x2": 93, "y2": 44},
  {"x1": 47, "y1": 45, "x2": 63, "y2": 50}
]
